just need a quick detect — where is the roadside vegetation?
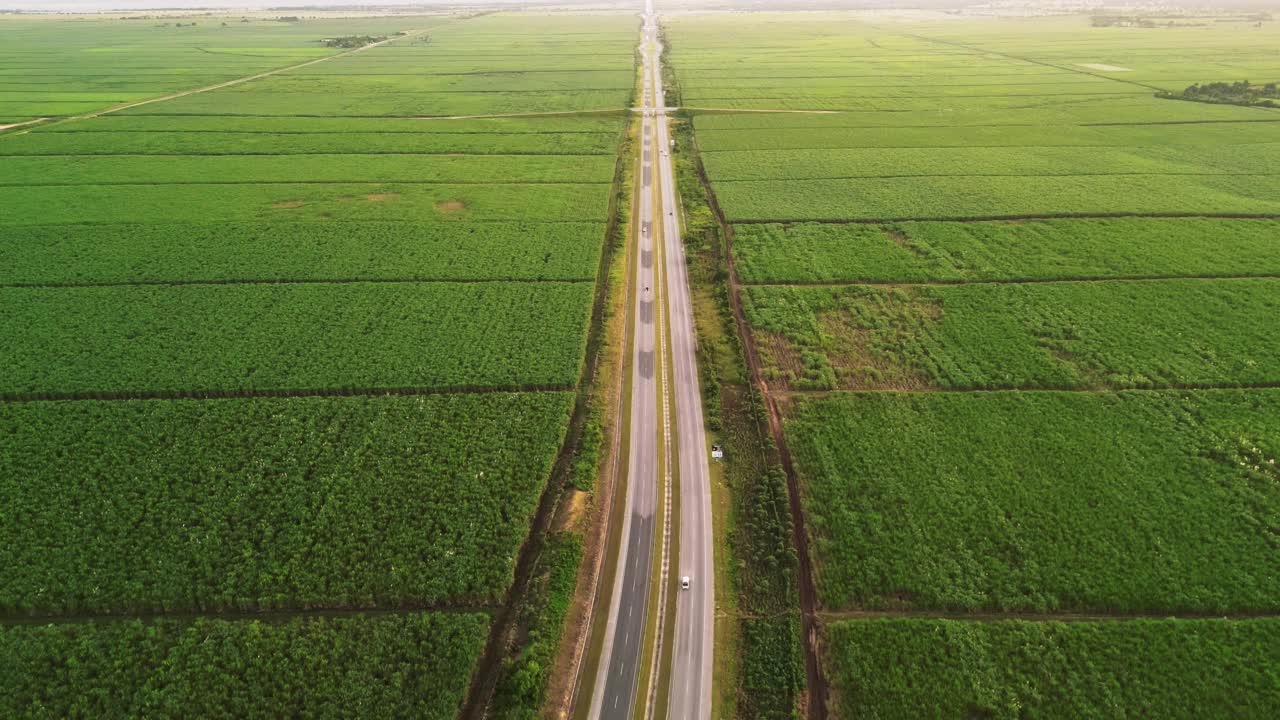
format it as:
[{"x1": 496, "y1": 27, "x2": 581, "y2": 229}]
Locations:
[{"x1": 671, "y1": 92, "x2": 806, "y2": 718}]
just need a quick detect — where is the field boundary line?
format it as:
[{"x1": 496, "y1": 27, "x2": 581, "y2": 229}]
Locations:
[
  {"x1": 740, "y1": 274, "x2": 1280, "y2": 288},
  {"x1": 400, "y1": 109, "x2": 630, "y2": 120},
  {"x1": 820, "y1": 609, "x2": 1280, "y2": 622},
  {"x1": 690, "y1": 118, "x2": 1280, "y2": 133},
  {"x1": 777, "y1": 385, "x2": 1280, "y2": 399},
  {"x1": 895, "y1": 31, "x2": 1170, "y2": 94},
  {"x1": 0, "y1": 277, "x2": 596, "y2": 290},
  {"x1": 729, "y1": 212, "x2": 1280, "y2": 224},
  {"x1": 0, "y1": 152, "x2": 614, "y2": 158},
  {"x1": 700, "y1": 141, "x2": 1280, "y2": 152},
  {"x1": 5, "y1": 218, "x2": 608, "y2": 227},
  {"x1": 0, "y1": 604, "x2": 497, "y2": 627},
  {"x1": 28, "y1": 129, "x2": 617, "y2": 135},
  {"x1": 711, "y1": 171, "x2": 1280, "y2": 183},
  {"x1": 1, "y1": 28, "x2": 440, "y2": 137},
  {"x1": 0, "y1": 384, "x2": 576, "y2": 404},
  {"x1": 678, "y1": 107, "x2": 840, "y2": 114},
  {"x1": 51, "y1": 109, "x2": 630, "y2": 120},
  {"x1": 2, "y1": 180, "x2": 610, "y2": 187}
]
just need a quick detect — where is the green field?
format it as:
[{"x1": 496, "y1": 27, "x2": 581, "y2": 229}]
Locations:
[
  {"x1": 827, "y1": 618, "x2": 1280, "y2": 719},
  {"x1": 2, "y1": 282, "x2": 591, "y2": 395},
  {"x1": 0, "y1": 8, "x2": 634, "y2": 716},
  {"x1": 668, "y1": 9, "x2": 1280, "y2": 716},
  {"x1": 0, "y1": 15, "x2": 433, "y2": 122},
  {"x1": 732, "y1": 218, "x2": 1280, "y2": 284},
  {"x1": 1, "y1": 612, "x2": 488, "y2": 719},
  {"x1": 0, "y1": 222, "x2": 604, "y2": 284},
  {"x1": 743, "y1": 278, "x2": 1280, "y2": 391},
  {"x1": 787, "y1": 390, "x2": 1280, "y2": 613},
  {"x1": 0, "y1": 394, "x2": 570, "y2": 613}
]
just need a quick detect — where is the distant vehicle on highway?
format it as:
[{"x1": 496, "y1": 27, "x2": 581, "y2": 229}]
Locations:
[{"x1": 681, "y1": 576, "x2": 691, "y2": 590}]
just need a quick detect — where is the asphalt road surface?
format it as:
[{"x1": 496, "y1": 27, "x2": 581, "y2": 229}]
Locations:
[
  {"x1": 648, "y1": 5, "x2": 715, "y2": 718},
  {"x1": 587, "y1": 40, "x2": 660, "y2": 720},
  {"x1": 587, "y1": 3, "x2": 713, "y2": 717}
]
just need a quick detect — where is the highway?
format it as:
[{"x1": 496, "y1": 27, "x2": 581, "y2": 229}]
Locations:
[
  {"x1": 585, "y1": 2, "x2": 714, "y2": 718},
  {"x1": 647, "y1": 3, "x2": 715, "y2": 717},
  {"x1": 587, "y1": 28, "x2": 660, "y2": 720}
]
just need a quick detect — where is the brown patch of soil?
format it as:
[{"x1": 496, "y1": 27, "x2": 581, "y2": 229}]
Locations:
[
  {"x1": 271, "y1": 200, "x2": 307, "y2": 209},
  {"x1": 820, "y1": 305, "x2": 937, "y2": 391},
  {"x1": 884, "y1": 226, "x2": 930, "y2": 262},
  {"x1": 435, "y1": 199, "x2": 466, "y2": 213},
  {"x1": 553, "y1": 490, "x2": 589, "y2": 533},
  {"x1": 366, "y1": 192, "x2": 400, "y2": 202},
  {"x1": 761, "y1": 331, "x2": 807, "y2": 390}
]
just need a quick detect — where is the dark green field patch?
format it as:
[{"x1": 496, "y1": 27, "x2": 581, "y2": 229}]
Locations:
[
  {"x1": 732, "y1": 218, "x2": 1280, "y2": 284},
  {"x1": 0, "y1": 282, "x2": 593, "y2": 396},
  {"x1": 827, "y1": 618, "x2": 1280, "y2": 719},
  {"x1": 1, "y1": 612, "x2": 488, "y2": 718},
  {"x1": 789, "y1": 390, "x2": 1280, "y2": 613},
  {"x1": 0, "y1": 221, "x2": 604, "y2": 285},
  {"x1": 0, "y1": 393, "x2": 571, "y2": 613}
]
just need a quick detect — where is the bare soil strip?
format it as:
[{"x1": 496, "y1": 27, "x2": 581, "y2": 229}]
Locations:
[{"x1": 0, "y1": 118, "x2": 49, "y2": 133}]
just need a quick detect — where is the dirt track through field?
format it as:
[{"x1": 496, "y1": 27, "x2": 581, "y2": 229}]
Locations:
[
  {"x1": 0, "y1": 28, "x2": 438, "y2": 138},
  {"x1": 0, "y1": 118, "x2": 49, "y2": 133}
]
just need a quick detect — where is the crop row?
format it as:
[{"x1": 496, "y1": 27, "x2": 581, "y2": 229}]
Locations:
[
  {"x1": 0, "y1": 182, "x2": 612, "y2": 225},
  {"x1": 119, "y1": 90, "x2": 635, "y2": 118},
  {"x1": 0, "y1": 130, "x2": 620, "y2": 156},
  {"x1": 827, "y1": 618, "x2": 1280, "y2": 719},
  {"x1": 788, "y1": 389, "x2": 1280, "y2": 613},
  {"x1": 0, "y1": 221, "x2": 605, "y2": 285},
  {"x1": 0, "y1": 282, "x2": 593, "y2": 396},
  {"x1": 0, "y1": 154, "x2": 617, "y2": 186},
  {"x1": 731, "y1": 218, "x2": 1280, "y2": 284},
  {"x1": 712, "y1": 174, "x2": 1280, "y2": 222},
  {"x1": 246, "y1": 71, "x2": 636, "y2": 94},
  {"x1": 0, "y1": 393, "x2": 571, "y2": 613},
  {"x1": 743, "y1": 278, "x2": 1280, "y2": 391},
  {"x1": 1, "y1": 612, "x2": 488, "y2": 719},
  {"x1": 31, "y1": 115, "x2": 626, "y2": 134},
  {"x1": 703, "y1": 143, "x2": 1280, "y2": 180},
  {"x1": 682, "y1": 81, "x2": 1142, "y2": 102}
]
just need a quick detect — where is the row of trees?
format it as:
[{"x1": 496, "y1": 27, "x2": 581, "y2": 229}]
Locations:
[{"x1": 1176, "y1": 80, "x2": 1279, "y2": 107}]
